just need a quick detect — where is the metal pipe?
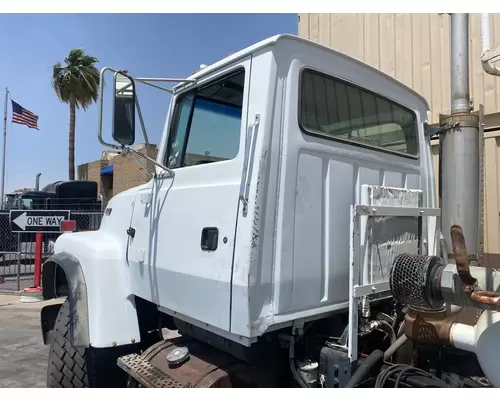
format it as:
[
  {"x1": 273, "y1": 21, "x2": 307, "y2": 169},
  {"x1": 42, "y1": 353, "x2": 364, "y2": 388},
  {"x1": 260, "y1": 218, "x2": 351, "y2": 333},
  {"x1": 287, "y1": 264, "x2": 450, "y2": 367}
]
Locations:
[
  {"x1": 440, "y1": 14, "x2": 480, "y2": 262},
  {"x1": 481, "y1": 14, "x2": 491, "y2": 53},
  {"x1": 480, "y1": 14, "x2": 500, "y2": 76},
  {"x1": 35, "y1": 173, "x2": 41, "y2": 191},
  {"x1": 451, "y1": 14, "x2": 470, "y2": 114}
]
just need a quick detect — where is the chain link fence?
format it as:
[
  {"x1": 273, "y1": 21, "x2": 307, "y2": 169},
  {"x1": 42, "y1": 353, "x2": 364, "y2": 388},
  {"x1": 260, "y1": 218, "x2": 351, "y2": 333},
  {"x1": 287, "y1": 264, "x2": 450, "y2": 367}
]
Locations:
[{"x1": 0, "y1": 202, "x2": 103, "y2": 292}]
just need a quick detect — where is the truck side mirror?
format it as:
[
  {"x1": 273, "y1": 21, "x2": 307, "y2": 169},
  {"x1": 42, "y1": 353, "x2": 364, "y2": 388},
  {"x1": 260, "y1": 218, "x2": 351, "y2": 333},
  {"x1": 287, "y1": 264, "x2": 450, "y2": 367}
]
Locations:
[{"x1": 112, "y1": 72, "x2": 136, "y2": 146}]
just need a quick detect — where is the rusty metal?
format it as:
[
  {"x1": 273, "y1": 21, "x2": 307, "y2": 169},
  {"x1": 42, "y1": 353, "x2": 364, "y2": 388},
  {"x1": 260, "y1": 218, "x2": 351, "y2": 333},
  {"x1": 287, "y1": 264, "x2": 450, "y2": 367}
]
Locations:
[
  {"x1": 141, "y1": 338, "x2": 234, "y2": 388},
  {"x1": 450, "y1": 224, "x2": 477, "y2": 289},
  {"x1": 471, "y1": 290, "x2": 500, "y2": 308},
  {"x1": 403, "y1": 307, "x2": 482, "y2": 346},
  {"x1": 117, "y1": 353, "x2": 186, "y2": 388},
  {"x1": 403, "y1": 310, "x2": 455, "y2": 345},
  {"x1": 119, "y1": 337, "x2": 265, "y2": 388}
]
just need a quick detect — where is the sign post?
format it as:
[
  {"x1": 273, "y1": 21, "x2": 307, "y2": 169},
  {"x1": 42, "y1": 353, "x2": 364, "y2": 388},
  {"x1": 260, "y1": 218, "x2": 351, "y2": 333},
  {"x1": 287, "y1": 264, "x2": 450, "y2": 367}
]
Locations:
[{"x1": 9, "y1": 210, "x2": 71, "y2": 233}]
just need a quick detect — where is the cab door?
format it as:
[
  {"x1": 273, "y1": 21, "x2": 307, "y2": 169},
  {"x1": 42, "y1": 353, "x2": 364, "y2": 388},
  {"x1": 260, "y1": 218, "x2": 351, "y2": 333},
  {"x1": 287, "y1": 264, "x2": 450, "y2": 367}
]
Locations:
[{"x1": 127, "y1": 57, "x2": 252, "y2": 332}]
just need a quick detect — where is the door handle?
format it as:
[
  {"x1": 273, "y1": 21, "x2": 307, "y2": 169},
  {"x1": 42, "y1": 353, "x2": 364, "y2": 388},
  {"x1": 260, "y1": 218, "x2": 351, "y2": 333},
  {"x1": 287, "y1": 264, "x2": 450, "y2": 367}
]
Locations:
[
  {"x1": 201, "y1": 227, "x2": 219, "y2": 251},
  {"x1": 239, "y1": 114, "x2": 260, "y2": 212}
]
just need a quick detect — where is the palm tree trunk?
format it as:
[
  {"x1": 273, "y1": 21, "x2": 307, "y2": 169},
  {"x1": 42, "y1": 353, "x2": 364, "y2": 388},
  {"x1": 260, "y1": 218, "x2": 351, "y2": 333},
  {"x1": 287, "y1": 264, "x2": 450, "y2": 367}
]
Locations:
[{"x1": 69, "y1": 96, "x2": 76, "y2": 181}]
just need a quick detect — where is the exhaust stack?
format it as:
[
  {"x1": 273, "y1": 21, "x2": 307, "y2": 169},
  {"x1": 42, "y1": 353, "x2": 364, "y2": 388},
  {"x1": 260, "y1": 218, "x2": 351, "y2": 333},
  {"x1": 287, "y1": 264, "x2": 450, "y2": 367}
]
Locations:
[
  {"x1": 35, "y1": 173, "x2": 41, "y2": 191},
  {"x1": 439, "y1": 13, "x2": 481, "y2": 265}
]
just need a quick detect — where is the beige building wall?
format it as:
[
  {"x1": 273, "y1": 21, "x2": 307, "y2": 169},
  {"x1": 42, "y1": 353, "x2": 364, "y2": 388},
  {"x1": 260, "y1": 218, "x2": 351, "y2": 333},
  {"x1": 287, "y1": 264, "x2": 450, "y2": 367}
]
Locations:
[{"x1": 298, "y1": 13, "x2": 500, "y2": 262}]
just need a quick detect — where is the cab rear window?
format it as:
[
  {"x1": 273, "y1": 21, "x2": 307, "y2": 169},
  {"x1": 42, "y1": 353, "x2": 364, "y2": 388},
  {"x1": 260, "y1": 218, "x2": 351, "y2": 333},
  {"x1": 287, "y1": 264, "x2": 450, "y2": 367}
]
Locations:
[{"x1": 299, "y1": 68, "x2": 419, "y2": 157}]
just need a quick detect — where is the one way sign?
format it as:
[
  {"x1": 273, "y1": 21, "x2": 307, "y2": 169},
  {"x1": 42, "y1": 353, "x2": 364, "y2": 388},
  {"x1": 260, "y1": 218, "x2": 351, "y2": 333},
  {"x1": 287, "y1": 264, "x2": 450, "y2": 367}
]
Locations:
[{"x1": 9, "y1": 210, "x2": 71, "y2": 233}]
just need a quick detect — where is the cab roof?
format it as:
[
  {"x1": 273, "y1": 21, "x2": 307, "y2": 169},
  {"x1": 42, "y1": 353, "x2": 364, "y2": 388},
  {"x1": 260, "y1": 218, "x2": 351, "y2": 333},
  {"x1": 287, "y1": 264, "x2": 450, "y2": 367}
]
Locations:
[{"x1": 173, "y1": 34, "x2": 429, "y2": 111}]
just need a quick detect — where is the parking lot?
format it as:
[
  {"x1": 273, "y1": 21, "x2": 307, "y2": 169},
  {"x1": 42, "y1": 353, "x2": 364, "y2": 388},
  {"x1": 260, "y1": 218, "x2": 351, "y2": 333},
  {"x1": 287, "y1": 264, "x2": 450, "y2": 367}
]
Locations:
[{"x1": 0, "y1": 294, "x2": 62, "y2": 388}]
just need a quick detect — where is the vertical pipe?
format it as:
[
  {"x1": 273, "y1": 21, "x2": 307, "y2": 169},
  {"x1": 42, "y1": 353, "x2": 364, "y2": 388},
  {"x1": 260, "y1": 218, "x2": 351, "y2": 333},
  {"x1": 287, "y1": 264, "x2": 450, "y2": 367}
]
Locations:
[
  {"x1": 451, "y1": 14, "x2": 470, "y2": 114},
  {"x1": 1, "y1": 88, "x2": 8, "y2": 210},
  {"x1": 35, "y1": 173, "x2": 41, "y2": 191},
  {"x1": 481, "y1": 14, "x2": 490, "y2": 53},
  {"x1": 480, "y1": 14, "x2": 500, "y2": 76},
  {"x1": 34, "y1": 232, "x2": 42, "y2": 287},
  {"x1": 440, "y1": 13, "x2": 481, "y2": 263}
]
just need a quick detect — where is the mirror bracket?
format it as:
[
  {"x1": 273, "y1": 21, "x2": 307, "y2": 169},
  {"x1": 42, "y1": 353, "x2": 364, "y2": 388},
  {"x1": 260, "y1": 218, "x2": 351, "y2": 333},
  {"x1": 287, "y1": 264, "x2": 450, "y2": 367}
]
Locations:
[{"x1": 121, "y1": 146, "x2": 175, "y2": 179}]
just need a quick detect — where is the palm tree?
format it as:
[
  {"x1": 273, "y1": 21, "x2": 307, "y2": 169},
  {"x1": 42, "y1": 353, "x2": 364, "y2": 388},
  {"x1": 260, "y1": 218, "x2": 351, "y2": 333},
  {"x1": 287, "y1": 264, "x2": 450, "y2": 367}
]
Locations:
[{"x1": 52, "y1": 49, "x2": 99, "y2": 180}]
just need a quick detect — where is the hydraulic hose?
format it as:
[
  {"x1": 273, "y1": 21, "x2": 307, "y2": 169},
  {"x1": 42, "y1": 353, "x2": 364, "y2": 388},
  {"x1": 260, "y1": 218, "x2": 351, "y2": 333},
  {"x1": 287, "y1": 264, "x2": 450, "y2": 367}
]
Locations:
[
  {"x1": 376, "y1": 320, "x2": 396, "y2": 345},
  {"x1": 289, "y1": 358, "x2": 310, "y2": 388},
  {"x1": 344, "y1": 349, "x2": 385, "y2": 388},
  {"x1": 383, "y1": 334, "x2": 408, "y2": 361},
  {"x1": 287, "y1": 335, "x2": 311, "y2": 388}
]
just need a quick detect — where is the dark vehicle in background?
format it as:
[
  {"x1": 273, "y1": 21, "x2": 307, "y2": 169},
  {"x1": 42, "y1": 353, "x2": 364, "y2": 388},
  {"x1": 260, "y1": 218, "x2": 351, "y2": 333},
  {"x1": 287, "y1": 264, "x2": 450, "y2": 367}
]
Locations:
[
  {"x1": 0, "y1": 180, "x2": 103, "y2": 255},
  {"x1": 11, "y1": 181, "x2": 102, "y2": 212}
]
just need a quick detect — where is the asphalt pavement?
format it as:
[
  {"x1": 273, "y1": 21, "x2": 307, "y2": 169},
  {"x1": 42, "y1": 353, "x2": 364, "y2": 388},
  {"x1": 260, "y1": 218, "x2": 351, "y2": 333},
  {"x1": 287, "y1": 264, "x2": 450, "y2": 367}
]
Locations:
[
  {"x1": 0, "y1": 294, "x2": 62, "y2": 388},
  {"x1": 0, "y1": 294, "x2": 180, "y2": 388}
]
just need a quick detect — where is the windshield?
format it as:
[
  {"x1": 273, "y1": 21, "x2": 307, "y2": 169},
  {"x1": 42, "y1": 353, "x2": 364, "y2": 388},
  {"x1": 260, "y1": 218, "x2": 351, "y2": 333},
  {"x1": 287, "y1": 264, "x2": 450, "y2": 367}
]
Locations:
[
  {"x1": 5, "y1": 195, "x2": 16, "y2": 206},
  {"x1": 20, "y1": 197, "x2": 33, "y2": 209}
]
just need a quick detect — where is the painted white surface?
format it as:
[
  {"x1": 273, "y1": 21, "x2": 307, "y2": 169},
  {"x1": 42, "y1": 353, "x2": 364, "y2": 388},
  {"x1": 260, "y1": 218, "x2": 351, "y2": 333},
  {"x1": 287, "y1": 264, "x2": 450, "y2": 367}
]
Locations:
[
  {"x1": 54, "y1": 188, "x2": 141, "y2": 348},
  {"x1": 54, "y1": 34, "x2": 435, "y2": 346},
  {"x1": 126, "y1": 56, "x2": 252, "y2": 332},
  {"x1": 229, "y1": 36, "x2": 434, "y2": 338},
  {"x1": 474, "y1": 309, "x2": 500, "y2": 387},
  {"x1": 449, "y1": 310, "x2": 500, "y2": 387}
]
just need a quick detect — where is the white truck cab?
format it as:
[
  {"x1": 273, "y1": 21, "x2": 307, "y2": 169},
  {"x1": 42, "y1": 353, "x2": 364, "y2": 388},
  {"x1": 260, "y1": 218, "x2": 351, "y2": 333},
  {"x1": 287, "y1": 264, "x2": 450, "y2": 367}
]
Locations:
[{"x1": 41, "y1": 34, "x2": 444, "y2": 388}]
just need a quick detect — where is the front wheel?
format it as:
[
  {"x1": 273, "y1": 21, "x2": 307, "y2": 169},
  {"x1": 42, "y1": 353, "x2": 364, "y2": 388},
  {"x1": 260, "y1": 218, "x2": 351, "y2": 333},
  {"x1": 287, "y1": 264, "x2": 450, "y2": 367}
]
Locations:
[{"x1": 46, "y1": 300, "x2": 89, "y2": 388}]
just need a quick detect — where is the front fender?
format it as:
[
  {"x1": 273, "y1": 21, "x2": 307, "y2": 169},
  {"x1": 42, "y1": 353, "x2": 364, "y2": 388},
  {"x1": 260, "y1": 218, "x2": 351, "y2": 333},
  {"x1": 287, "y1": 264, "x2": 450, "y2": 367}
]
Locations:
[
  {"x1": 42, "y1": 251, "x2": 90, "y2": 347},
  {"x1": 41, "y1": 231, "x2": 141, "y2": 349}
]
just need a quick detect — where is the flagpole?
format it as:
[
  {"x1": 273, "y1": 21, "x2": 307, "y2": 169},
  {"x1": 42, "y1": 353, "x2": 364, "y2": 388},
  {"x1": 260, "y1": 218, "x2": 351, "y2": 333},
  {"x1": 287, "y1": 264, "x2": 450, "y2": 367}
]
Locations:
[{"x1": 1, "y1": 87, "x2": 8, "y2": 209}]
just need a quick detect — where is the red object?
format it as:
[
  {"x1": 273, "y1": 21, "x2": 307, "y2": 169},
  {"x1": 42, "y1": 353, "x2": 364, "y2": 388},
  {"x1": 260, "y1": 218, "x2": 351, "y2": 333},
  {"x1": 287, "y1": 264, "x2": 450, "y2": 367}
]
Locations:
[
  {"x1": 24, "y1": 287, "x2": 42, "y2": 293},
  {"x1": 61, "y1": 219, "x2": 77, "y2": 232},
  {"x1": 34, "y1": 232, "x2": 43, "y2": 288}
]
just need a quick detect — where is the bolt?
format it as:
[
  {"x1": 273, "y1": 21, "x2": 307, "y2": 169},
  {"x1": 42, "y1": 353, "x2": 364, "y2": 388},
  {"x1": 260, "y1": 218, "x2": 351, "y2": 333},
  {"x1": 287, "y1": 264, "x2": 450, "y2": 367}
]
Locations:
[
  {"x1": 112, "y1": 341, "x2": 117, "y2": 347},
  {"x1": 131, "y1": 338, "x2": 136, "y2": 343},
  {"x1": 372, "y1": 286, "x2": 376, "y2": 292},
  {"x1": 464, "y1": 285, "x2": 475, "y2": 294}
]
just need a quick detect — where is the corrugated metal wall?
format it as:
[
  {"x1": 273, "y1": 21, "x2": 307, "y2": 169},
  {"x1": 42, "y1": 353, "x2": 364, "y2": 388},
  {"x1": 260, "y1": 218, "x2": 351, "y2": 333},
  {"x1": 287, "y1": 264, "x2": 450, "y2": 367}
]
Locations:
[
  {"x1": 298, "y1": 13, "x2": 500, "y2": 124},
  {"x1": 298, "y1": 13, "x2": 500, "y2": 259}
]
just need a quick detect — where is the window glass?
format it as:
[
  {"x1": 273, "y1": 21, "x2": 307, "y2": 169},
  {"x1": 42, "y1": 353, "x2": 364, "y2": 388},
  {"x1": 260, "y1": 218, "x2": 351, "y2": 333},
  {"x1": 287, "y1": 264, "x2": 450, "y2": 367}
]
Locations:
[
  {"x1": 166, "y1": 70, "x2": 245, "y2": 169},
  {"x1": 300, "y1": 69, "x2": 419, "y2": 156}
]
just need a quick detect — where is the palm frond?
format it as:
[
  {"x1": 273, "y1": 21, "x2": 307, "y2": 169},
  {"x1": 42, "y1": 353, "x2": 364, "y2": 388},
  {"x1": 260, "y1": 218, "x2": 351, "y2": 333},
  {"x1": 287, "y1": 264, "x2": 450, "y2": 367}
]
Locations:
[{"x1": 52, "y1": 48, "x2": 100, "y2": 108}]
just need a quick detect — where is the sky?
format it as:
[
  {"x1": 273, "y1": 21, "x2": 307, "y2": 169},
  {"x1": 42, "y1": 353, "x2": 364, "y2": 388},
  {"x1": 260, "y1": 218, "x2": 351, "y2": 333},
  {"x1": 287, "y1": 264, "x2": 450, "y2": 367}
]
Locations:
[{"x1": 0, "y1": 13, "x2": 298, "y2": 193}]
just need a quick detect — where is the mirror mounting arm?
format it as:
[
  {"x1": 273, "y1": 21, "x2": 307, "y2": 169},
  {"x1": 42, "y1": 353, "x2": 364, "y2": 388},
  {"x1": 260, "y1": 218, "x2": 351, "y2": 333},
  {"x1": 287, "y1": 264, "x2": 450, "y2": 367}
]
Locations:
[{"x1": 121, "y1": 147, "x2": 175, "y2": 178}]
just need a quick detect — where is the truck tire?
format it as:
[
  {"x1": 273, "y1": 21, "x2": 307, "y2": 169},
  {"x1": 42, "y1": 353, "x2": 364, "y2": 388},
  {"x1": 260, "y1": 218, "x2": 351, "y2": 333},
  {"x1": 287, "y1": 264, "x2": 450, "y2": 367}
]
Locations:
[{"x1": 46, "y1": 300, "x2": 89, "y2": 388}]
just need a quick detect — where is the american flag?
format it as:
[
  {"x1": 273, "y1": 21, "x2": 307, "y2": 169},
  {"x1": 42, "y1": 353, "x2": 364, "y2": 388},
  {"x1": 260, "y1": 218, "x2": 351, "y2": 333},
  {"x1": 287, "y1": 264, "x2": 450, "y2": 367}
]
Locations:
[{"x1": 11, "y1": 100, "x2": 39, "y2": 130}]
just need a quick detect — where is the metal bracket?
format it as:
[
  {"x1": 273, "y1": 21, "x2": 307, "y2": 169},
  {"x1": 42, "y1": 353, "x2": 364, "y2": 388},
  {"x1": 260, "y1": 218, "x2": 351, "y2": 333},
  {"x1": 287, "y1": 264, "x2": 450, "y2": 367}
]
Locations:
[
  {"x1": 424, "y1": 122, "x2": 446, "y2": 138},
  {"x1": 292, "y1": 319, "x2": 305, "y2": 336},
  {"x1": 348, "y1": 198, "x2": 441, "y2": 364}
]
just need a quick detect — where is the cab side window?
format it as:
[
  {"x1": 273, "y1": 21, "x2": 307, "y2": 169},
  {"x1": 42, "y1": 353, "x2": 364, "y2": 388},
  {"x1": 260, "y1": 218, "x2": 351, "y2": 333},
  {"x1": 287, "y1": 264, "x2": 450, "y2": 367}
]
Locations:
[{"x1": 165, "y1": 69, "x2": 245, "y2": 169}]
